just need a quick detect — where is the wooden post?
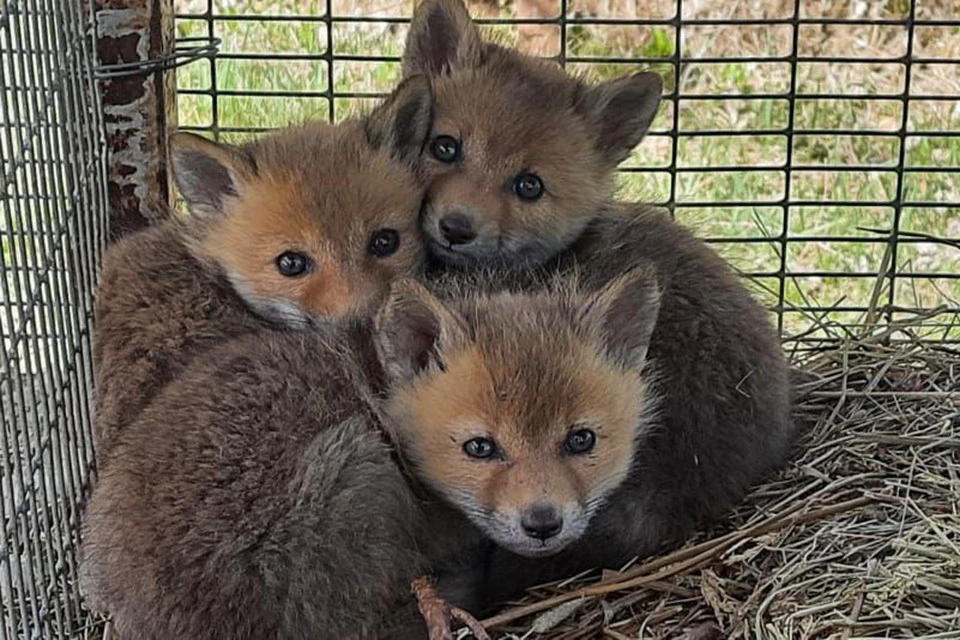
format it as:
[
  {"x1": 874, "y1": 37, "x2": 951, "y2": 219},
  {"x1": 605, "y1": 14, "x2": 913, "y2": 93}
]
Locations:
[{"x1": 93, "y1": 0, "x2": 176, "y2": 239}]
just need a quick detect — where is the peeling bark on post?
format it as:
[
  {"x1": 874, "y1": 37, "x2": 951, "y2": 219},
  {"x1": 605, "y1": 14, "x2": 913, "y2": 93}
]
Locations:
[{"x1": 94, "y1": 0, "x2": 176, "y2": 240}]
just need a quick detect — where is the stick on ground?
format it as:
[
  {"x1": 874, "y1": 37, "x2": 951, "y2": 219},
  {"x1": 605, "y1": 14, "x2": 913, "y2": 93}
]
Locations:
[{"x1": 413, "y1": 576, "x2": 492, "y2": 640}]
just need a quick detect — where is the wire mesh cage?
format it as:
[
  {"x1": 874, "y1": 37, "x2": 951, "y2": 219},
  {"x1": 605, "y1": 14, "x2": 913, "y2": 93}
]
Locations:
[
  {"x1": 0, "y1": 1, "x2": 108, "y2": 638},
  {"x1": 1, "y1": 0, "x2": 959, "y2": 638},
  {"x1": 175, "y1": 0, "x2": 960, "y2": 340}
]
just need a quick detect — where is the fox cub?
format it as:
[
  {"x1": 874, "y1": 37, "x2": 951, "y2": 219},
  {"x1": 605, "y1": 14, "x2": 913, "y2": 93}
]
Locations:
[
  {"x1": 80, "y1": 272, "x2": 652, "y2": 639},
  {"x1": 82, "y1": 324, "x2": 445, "y2": 640},
  {"x1": 403, "y1": 0, "x2": 663, "y2": 267},
  {"x1": 377, "y1": 268, "x2": 662, "y2": 560},
  {"x1": 92, "y1": 76, "x2": 432, "y2": 456},
  {"x1": 432, "y1": 208, "x2": 795, "y2": 605},
  {"x1": 399, "y1": 0, "x2": 792, "y2": 603}
]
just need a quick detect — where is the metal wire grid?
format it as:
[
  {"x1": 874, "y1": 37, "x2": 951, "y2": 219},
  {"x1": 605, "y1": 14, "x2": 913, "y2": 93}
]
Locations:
[
  {"x1": 0, "y1": 0, "x2": 108, "y2": 636},
  {"x1": 174, "y1": 0, "x2": 960, "y2": 340},
  {"x1": 0, "y1": 1, "x2": 947, "y2": 636}
]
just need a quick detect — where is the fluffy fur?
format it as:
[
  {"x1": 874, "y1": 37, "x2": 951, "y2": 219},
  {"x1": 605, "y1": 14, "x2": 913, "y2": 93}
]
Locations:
[
  {"x1": 81, "y1": 324, "x2": 480, "y2": 640},
  {"x1": 87, "y1": 274, "x2": 652, "y2": 637},
  {"x1": 399, "y1": 0, "x2": 790, "y2": 600},
  {"x1": 92, "y1": 76, "x2": 433, "y2": 457},
  {"x1": 92, "y1": 221, "x2": 272, "y2": 463},
  {"x1": 376, "y1": 271, "x2": 662, "y2": 560},
  {"x1": 402, "y1": 0, "x2": 662, "y2": 267},
  {"x1": 83, "y1": 204, "x2": 791, "y2": 630},
  {"x1": 439, "y1": 206, "x2": 795, "y2": 607}
]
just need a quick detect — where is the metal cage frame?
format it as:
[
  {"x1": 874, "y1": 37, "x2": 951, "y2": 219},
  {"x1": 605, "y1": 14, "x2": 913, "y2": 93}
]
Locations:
[{"x1": 1, "y1": 1, "x2": 108, "y2": 637}]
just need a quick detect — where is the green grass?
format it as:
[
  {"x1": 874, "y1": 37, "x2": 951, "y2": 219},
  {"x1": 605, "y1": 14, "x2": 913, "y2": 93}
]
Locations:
[{"x1": 173, "y1": 1, "x2": 960, "y2": 337}]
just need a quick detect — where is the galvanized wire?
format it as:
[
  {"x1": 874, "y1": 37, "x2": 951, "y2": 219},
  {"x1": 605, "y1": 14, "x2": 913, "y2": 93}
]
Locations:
[
  {"x1": 174, "y1": 0, "x2": 960, "y2": 341},
  {"x1": 0, "y1": 0, "x2": 108, "y2": 637}
]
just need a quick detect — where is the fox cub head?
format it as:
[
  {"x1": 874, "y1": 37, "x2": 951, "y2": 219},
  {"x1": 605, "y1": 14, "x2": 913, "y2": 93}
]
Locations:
[
  {"x1": 170, "y1": 76, "x2": 433, "y2": 326},
  {"x1": 376, "y1": 268, "x2": 662, "y2": 557},
  {"x1": 403, "y1": 0, "x2": 662, "y2": 268}
]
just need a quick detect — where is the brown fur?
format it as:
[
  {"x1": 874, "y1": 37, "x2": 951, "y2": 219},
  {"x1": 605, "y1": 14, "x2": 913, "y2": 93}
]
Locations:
[
  {"x1": 399, "y1": 0, "x2": 790, "y2": 602},
  {"x1": 92, "y1": 221, "x2": 271, "y2": 462},
  {"x1": 403, "y1": 0, "x2": 662, "y2": 267},
  {"x1": 87, "y1": 232, "x2": 771, "y2": 634},
  {"x1": 81, "y1": 324, "x2": 478, "y2": 640},
  {"x1": 376, "y1": 272, "x2": 662, "y2": 559},
  {"x1": 186, "y1": 120, "x2": 427, "y2": 322},
  {"x1": 427, "y1": 206, "x2": 794, "y2": 608},
  {"x1": 87, "y1": 277, "x2": 666, "y2": 637},
  {"x1": 91, "y1": 76, "x2": 433, "y2": 457}
]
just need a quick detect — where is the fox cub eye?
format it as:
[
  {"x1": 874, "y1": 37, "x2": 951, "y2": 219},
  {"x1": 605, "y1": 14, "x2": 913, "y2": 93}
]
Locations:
[
  {"x1": 368, "y1": 229, "x2": 400, "y2": 257},
  {"x1": 563, "y1": 428, "x2": 596, "y2": 455},
  {"x1": 514, "y1": 173, "x2": 544, "y2": 201},
  {"x1": 463, "y1": 437, "x2": 499, "y2": 460},
  {"x1": 276, "y1": 251, "x2": 311, "y2": 277},
  {"x1": 431, "y1": 135, "x2": 460, "y2": 163}
]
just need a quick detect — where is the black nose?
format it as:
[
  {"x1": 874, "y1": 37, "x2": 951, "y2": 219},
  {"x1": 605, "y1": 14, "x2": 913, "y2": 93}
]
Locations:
[
  {"x1": 521, "y1": 504, "x2": 563, "y2": 540},
  {"x1": 438, "y1": 213, "x2": 477, "y2": 245}
]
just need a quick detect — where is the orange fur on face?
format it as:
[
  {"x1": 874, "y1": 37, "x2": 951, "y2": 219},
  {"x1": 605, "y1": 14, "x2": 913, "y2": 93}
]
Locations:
[
  {"x1": 403, "y1": 0, "x2": 662, "y2": 267},
  {"x1": 387, "y1": 296, "x2": 650, "y2": 557},
  {"x1": 192, "y1": 121, "x2": 425, "y2": 325},
  {"x1": 422, "y1": 69, "x2": 615, "y2": 267}
]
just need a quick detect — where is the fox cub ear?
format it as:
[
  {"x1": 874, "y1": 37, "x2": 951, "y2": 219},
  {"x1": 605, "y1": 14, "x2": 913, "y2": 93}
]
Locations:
[
  {"x1": 580, "y1": 265, "x2": 663, "y2": 371},
  {"x1": 576, "y1": 71, "x2": 663, "y2": 167},
  {"x1": 169, "y1": 132, "x2": 255, "y2": 220},
  {"x1": 403, "y1": 0, "x2": 483, "y2": 77},
  {"x1": 364, "y1": 74, "x2": 434, "y2": 163},
  {"x1": 375, "y1": 277, "x2": 467, "y2": 385}
]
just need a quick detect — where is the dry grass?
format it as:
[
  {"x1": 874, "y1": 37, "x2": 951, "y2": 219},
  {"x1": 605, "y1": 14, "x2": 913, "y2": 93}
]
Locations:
[{"x1": 474, "y1": 304, "x2": 960, "y2": 639}]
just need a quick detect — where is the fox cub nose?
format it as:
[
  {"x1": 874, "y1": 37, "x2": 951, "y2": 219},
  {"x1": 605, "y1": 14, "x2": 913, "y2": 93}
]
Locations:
[
  {"x1": 438, "y1": 213, "x2": 477, "y2": 245},
  {"x1": 521, "y1": 504, "x2": 563, "y2": 540}
]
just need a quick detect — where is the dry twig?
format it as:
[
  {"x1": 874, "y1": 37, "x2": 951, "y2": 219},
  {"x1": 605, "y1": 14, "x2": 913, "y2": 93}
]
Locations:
[{"x1": 413, "y1": 576, "x2": 492, "y2": 640}]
